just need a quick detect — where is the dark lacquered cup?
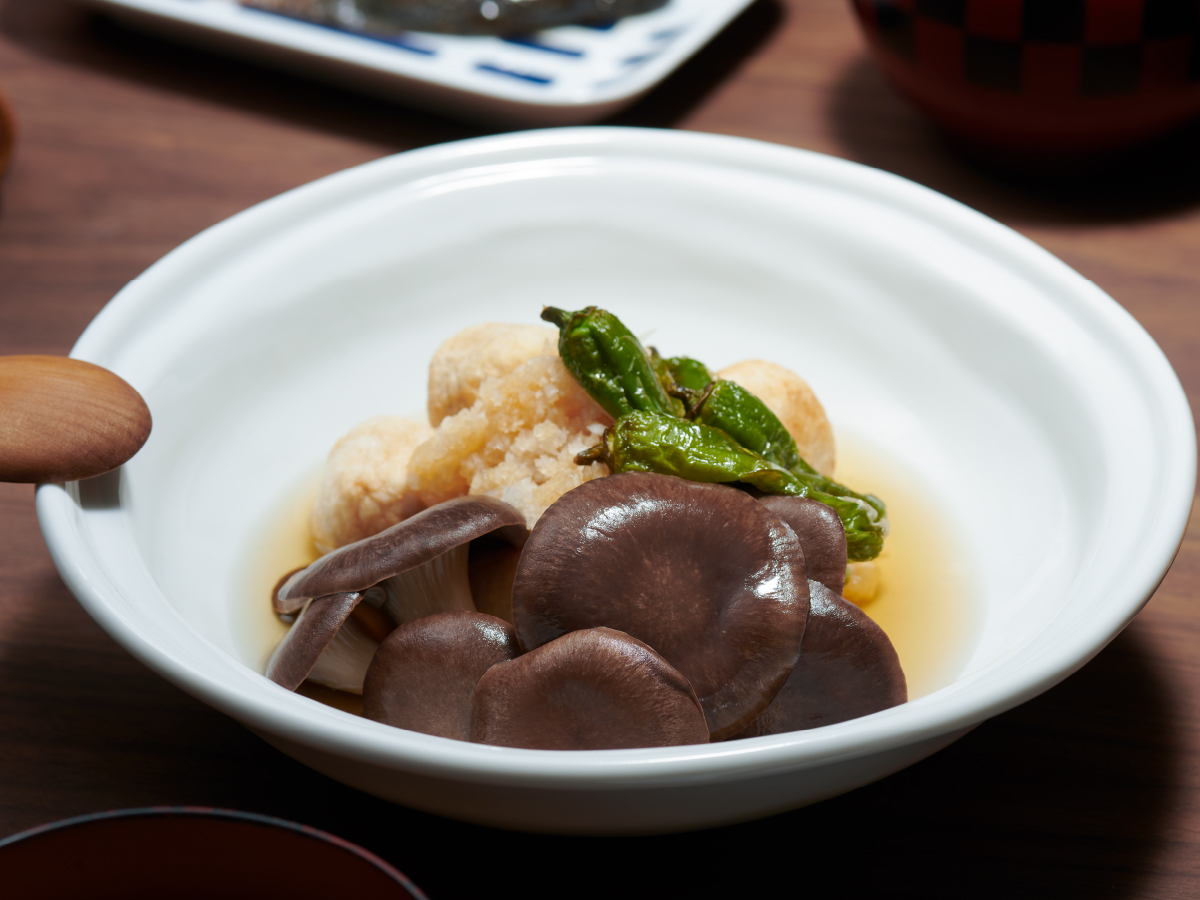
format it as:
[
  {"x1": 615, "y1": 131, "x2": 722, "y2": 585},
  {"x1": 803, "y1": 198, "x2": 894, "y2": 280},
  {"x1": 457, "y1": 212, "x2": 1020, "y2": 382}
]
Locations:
[
  {"x1": 850, "y1": 0, "x2": 1200, "y2": 155},
  {"x1": 0, "y1": 807, "x2": 427, "y2": 900}
]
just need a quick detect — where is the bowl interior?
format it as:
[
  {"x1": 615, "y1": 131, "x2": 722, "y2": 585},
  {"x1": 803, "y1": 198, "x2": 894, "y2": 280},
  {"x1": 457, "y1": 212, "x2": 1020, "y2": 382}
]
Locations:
[{"x1": 44, "y1": 129, "x2": 1192, "y2": 790}]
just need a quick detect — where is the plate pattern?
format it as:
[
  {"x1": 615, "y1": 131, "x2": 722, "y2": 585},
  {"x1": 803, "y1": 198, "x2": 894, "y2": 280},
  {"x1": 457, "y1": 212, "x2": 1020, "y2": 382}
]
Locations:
[{"x1": 89, "y1": 0, "x2": 756, "y2": 122}]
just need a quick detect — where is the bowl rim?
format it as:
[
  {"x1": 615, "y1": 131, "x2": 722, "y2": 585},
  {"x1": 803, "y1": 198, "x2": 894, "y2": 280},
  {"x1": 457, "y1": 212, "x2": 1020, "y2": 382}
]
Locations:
[
  {"x1": 36, "y1": 126, "x2": 1197, "y2": 789},
  {"x1": 0, "y1": 806, "x2": 426, "y2": 896}
]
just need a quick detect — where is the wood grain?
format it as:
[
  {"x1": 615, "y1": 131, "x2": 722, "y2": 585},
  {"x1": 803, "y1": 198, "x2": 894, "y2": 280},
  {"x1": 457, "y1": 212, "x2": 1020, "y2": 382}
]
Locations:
[
  {"x1": 0, "y1": 1, "x2": 1197, "y2": 896},
  {"x1": 0, "y1": 83, "x2": 12, "y2": 179}
]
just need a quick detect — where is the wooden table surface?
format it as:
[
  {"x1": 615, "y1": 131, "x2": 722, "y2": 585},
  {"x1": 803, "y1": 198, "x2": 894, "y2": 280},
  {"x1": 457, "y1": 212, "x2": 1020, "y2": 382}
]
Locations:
[{"x1": 1, "y1": 1, "x2": 1197, "y2": 895}]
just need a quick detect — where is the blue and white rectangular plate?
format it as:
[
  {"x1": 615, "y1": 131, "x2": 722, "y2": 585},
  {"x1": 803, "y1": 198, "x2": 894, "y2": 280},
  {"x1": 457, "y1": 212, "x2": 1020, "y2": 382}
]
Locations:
[{"x1": 88, "y1": 0, "x2": 756, "y2": 124}]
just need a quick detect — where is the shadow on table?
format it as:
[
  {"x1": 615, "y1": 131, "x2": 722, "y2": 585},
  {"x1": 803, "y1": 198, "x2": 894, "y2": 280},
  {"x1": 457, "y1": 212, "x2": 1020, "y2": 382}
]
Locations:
[
  {"x1": 612, "y1": 0, "x2": 783, "y2": 128},
  {"x1": 826, "y1": 57, "x2": 1200, "y2": 228},
  {"x1": 0, "y1": 0, "x2": 781, "y2": 147},
  {"x1": 0, "y1": 0, "x2": 483, "y2": 150},
  {"x1": 0, "y1": 558, "x2": 1181, "y2": 899}
]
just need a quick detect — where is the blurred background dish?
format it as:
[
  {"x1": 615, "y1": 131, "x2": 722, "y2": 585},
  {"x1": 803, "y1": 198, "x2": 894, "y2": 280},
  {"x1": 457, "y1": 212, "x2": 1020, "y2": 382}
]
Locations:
[
  {"x1": 85, "y1": 0, "x2": 755, "y2": 125},
  {"x1": 850, "y1": 0, "x2": 1200, "y2": 157},
  {"x1": 243, "y1": 0, "x2": 670, "y2": 37},
  {"x1": 0, "y1": 807, "x2": 427, "y2": 899}
]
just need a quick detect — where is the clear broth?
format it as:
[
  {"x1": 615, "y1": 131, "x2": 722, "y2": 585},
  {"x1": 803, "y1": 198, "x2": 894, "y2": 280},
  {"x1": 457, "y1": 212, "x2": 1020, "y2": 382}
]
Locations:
[
  {"x1": 836, "y1": 443, "x2": 979, "y2": 699},
  {"x1": 237, "y1": 479, "x2": 320, "y2": 674},
  {"x1": 241, "y1": 443, "x2": 979, "y2": 706}
]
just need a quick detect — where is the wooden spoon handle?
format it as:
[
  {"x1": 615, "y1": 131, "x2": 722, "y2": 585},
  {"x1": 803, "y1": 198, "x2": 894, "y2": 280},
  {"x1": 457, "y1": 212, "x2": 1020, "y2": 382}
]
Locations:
[{"x1": 0, "y1": 356, "x2": 152, "y2": 483}]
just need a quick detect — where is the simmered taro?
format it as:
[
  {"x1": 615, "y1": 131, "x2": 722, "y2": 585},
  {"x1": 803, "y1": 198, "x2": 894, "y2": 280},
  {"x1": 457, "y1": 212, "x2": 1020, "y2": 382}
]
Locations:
[
  {"x1": 759, "y1": 495, "x2": 847, "y2": 595},
  {"x1": 511, "y1": 472, "x2": 810, "y2": 740},
  {"x1": 363, "y1": 611, "x2": 520, "y2": 740},
  {"x1": 470, "y1": 627, "x2": 709, "y2": 750},
  {"x1": 732, "y1": 580, "x2": 907, "y2": 738}
]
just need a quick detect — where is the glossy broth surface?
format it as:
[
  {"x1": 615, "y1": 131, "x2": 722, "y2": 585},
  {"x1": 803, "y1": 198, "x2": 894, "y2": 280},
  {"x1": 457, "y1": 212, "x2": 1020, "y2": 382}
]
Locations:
[{"x1": 836, "y1": 442, "x2": 980, "y2": 699}]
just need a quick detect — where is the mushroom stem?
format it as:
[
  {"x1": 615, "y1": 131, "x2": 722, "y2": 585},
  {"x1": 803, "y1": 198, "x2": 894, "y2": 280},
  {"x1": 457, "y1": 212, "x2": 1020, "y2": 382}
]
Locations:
[
  {"x1": 379, "y1": 543, "x2": 475, "y2": 626},
  {"x1": 265, "y1": 591, "x2": 363, "y2": 692},
  {"x1": 307, "y1": 614, "x2": 380, "y2": 695}
]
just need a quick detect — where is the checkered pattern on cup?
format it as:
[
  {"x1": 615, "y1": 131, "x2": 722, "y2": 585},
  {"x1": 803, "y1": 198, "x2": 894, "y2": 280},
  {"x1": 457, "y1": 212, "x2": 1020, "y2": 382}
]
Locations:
[{"x1": 854, "y1": 0, "x2": 1200, "y2": 96}]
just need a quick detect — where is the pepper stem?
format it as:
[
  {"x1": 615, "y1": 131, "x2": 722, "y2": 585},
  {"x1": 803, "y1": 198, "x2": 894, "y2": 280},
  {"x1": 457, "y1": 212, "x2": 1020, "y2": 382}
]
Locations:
[
  {"x1": 575, "y1": 424, "x2": 616, "y2": 468},
  {"x1": 540, "y1": 306, "x2": 572, "y2": 329},
  {"x1": 574, "y1": 442, "x2": 611, "y2": 467},
  {"x1": 670, "y1": 381, "x2": 716, "y2": 419}
]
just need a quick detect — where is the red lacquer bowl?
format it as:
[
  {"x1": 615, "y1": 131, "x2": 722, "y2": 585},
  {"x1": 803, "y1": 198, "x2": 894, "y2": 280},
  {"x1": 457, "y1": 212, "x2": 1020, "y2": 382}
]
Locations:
[
  {"x1": 0, "y1": 807, "x2": 427, "y2": 899},
  {"x1": 850, "y1": 0, "x2": 1200, "y2": 154}
]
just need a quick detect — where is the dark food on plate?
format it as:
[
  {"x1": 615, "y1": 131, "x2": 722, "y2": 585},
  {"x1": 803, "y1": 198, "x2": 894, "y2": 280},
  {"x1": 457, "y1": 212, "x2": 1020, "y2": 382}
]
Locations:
[
  {"x1": 243, "y1": 0, "x2": 668, "y2": 37},
  {"x1": 267, "y1": 590, "x2": 364, "y2": 690},
  {"x1": 264, "y1": 307, "x2": 908, "y2": 748},
  {"x1": 759, "y1": 495, "x2": 847, "y2": 594},
  {"x1": 471, "y1": 627, "x2": 710, "y2": 750},
  {"x1": 268, "y1": 496, "x2": 527, "y2": 694},
  {"x1": 732, "y1": 580, "x2": 907, "y2": 738},
  {"x1": 363, "y1": 611, "x2": 521, "y2": 740},
  {"x1": 511, "y1": 473, "x2": 809, "y2": 740}
]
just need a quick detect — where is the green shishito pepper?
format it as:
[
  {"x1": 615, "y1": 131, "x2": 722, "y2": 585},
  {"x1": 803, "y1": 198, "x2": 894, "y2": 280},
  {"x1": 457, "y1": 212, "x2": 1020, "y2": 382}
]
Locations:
[
  {"x1": 544, "y1": 305, "x2": 888, "y2": 560},
  {"x1": 664, "y1": 355, "x2": 713, "y2": 392},
  {"x1": 541, "y1": 306, "x2": 675, "y2": 419},
  {"x1": 693, "y1": 379, "x2": 887, "y2": 524},
  {"x1": 646, "y1": 347, "x2": 688, "y2": 417},
  {"x1": 577, "y1": 411, "x2": 887, "y2": 561}
]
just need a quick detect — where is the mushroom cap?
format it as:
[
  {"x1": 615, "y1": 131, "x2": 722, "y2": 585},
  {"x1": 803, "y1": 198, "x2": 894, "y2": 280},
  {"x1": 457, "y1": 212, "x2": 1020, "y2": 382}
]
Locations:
[
  {"x1": 272, "y1": 565, "x2": 309, "y2": 616},
  {"x1": 511, "y1": 472, "x2": 809, "y2": 740},
  {"x1": 276, "y1": 495, "x2": 527, "y2": 605},
  {"x1": 362, "y1": 611, "x2": 521, "y2": 741},
  {"x1": 470, "y1": 627, "x2": 709, "y2": 750},
  {"x1": 759, "y1": 496, "x2": 847, "y2": 595},
  {"x1": 731, "y1": 580, "x2": 907, "y2": 738},
  {"x1": 265, "y1": 591, "x2": 362, "y2": 691}
]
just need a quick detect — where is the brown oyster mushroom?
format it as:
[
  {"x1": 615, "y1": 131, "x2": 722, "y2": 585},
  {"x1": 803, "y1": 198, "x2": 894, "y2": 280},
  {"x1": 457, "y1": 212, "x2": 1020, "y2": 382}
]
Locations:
[
  {"x1": 271, "y1": 565, "x2": 309, "y2": 617},
  {"x1": 759, "y1": 495, "x2": 847, "y2": 595},
  {"x1": 470, "y1": 627, "x2": 709, "y2": 750},
  {"x1": 349, "y1": 597, "x2": 397, "y2": 644},
  {"x1": 266, "y1": 591, "x2": 376, "y2": 692},
  {"x1": 275, "y1": 495, "x2": 527, "y2": 627},
  {"x1": 362, "y1": 611, "x2": 521, "y2": 740},
  {"x1": 511, "y1": 472, "x2": 810, "y2": 741},
  {"x1": 731, "y1": 580, "x2": 907, "y2": 739}
]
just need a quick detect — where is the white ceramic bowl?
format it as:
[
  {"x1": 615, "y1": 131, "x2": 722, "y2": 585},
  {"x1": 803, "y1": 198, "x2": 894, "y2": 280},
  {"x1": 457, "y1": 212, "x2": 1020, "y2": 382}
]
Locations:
[{"x1": 37, "y1": 128, "x2": 1195, "y2": 834}]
